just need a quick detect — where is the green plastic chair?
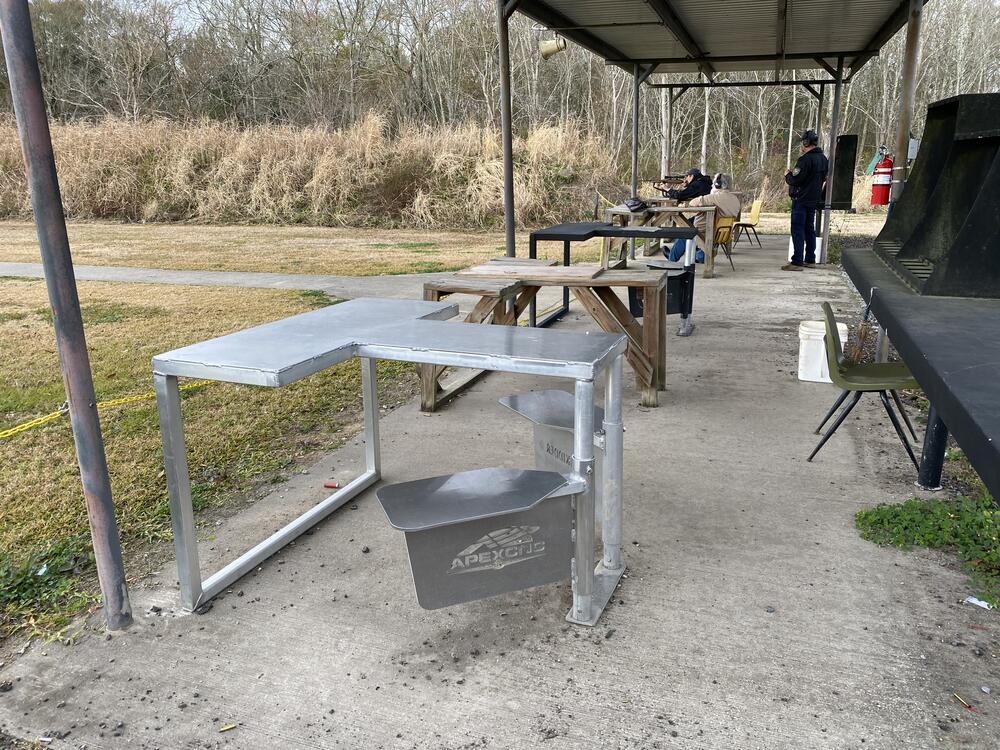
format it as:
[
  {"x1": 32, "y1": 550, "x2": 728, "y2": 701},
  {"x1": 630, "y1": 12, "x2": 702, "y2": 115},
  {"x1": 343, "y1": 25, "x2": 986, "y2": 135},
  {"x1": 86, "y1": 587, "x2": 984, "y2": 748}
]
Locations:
[{"x1": 808, "y1": 303, "x2": 921, "y2": 468}]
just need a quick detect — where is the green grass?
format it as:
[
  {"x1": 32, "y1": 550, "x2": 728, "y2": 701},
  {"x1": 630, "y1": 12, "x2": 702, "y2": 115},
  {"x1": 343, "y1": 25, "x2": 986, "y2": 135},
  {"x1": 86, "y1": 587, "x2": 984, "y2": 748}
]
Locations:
[
  {"x1": 33, "y1": 301, "x2": 167, "y2": 326},
  {"x1": 856, "y1": 494, "x2": 1000, "y2": 605},
  {"x1": 0, "y1": 280, "x2": 420, "y2": 640},
  {"x1": 368, "y1": 241, "x2": 438, "y2": 250}
]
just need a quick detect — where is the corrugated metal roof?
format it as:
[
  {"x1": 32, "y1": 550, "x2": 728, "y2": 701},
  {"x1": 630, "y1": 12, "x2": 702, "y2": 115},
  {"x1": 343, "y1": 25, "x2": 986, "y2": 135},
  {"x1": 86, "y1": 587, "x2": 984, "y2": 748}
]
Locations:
[{"x1": 518, "y1": 0, "x2": 929, "y2": 80}]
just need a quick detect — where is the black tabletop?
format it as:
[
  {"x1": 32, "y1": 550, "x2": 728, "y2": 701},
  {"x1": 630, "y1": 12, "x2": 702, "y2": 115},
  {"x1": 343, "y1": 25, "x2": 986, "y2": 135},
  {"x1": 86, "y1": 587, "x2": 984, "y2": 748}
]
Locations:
[
  {"x1": 529, "y1": 221, "x2": 698, "y2": 242},
  {"x1": 843, "y1": 248, "x2": 1000, "y2": 498}
]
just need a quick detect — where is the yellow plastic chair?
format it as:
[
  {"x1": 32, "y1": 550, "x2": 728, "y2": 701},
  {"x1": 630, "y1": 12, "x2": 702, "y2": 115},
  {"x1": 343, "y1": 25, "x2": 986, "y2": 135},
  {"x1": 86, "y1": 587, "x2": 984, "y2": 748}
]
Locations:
[
  {"x1": 733, "y1": 199, "x2": 762, "y2": 247},
  {"x1": 712, "y1": 216, "x2": 737, "y2": 271}
]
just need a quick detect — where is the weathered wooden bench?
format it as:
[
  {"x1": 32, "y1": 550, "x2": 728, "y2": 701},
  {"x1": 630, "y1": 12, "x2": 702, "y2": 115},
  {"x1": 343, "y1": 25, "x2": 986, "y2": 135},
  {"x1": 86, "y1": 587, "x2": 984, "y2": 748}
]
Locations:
[{"x1": 419, "y1": 272, "x2": 545, "y2": 411}]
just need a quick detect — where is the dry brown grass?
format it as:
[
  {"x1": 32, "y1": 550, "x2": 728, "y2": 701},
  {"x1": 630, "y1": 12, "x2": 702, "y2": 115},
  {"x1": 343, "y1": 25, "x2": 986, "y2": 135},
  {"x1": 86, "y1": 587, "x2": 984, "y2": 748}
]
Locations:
[
  {"x1": 0, "y1": 278, "x2": 415, "y2": 636},
  {"x1": 0, "y1": 116, "x2": 621, "y2": 229},
  {"x1": 0, "y1": 221, "x2": 604, "y2": 275},
  {"x1": 756, "y1": 211, "x2": 887, "y2": 238}
]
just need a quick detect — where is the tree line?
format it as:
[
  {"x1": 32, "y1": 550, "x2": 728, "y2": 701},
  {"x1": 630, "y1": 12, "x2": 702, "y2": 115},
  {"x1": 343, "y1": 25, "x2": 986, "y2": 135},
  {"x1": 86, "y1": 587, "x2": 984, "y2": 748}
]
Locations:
[{"x1": 1, "y1": 0, "x2": 998, "y2": 205}]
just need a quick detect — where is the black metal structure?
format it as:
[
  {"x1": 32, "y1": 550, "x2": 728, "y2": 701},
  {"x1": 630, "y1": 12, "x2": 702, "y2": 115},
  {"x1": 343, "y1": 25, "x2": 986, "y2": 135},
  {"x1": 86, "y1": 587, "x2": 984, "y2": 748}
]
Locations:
[
  {"x1": 844, "y1": 248, "x2": 1000, "y2": 499},
  {"x1": 873, "y1": 94, "x2": 1000, "y2": 298}
]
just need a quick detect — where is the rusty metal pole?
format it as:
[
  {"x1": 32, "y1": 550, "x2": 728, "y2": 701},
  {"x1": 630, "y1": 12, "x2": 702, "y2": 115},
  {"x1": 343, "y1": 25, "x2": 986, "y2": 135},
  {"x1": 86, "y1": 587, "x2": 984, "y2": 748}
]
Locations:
[
  {"x1": 891, "y1": 0, "x2": 923, "y2": 204},
  {"x1": 819, "y1": 58, "x2": 844, "y2": 265},
  {"x1": 497, "y1": 0, "x2": 516, "y2": 257},
  {"x1": 0, "y1": 0, "x2": 133, "y2": 630}
]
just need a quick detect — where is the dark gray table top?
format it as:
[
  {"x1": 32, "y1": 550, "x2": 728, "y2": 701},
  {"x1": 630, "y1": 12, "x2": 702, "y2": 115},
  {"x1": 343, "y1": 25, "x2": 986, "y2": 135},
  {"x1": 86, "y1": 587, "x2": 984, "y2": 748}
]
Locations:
[
  {"x1": 530, "y1": 221, "x2": 697, "y2": 242},
  {"x1": 843, "y1": 248, "x2": 1000, "y2": 498}
]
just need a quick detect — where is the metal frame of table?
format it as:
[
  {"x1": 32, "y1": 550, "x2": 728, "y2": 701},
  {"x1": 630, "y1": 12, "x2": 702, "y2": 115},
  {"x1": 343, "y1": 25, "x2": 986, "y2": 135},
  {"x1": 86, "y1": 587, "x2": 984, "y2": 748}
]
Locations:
[{"x1": 152, "y1": 298, "x2": 627, "y2": 626}]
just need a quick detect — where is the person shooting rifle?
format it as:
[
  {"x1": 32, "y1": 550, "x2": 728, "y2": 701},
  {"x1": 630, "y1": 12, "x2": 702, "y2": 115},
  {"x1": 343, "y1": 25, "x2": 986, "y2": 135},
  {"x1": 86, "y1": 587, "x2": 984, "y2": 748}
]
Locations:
[{"x1": 653, "y1": 168, "x2": 713, "y2": 201}]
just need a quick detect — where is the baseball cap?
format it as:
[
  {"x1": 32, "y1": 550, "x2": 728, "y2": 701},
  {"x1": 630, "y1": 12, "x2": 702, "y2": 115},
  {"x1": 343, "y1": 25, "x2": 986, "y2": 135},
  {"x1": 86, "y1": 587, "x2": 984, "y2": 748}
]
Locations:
[{"x1": 685, "y1": 168, "x2": 702, "y2": 177}]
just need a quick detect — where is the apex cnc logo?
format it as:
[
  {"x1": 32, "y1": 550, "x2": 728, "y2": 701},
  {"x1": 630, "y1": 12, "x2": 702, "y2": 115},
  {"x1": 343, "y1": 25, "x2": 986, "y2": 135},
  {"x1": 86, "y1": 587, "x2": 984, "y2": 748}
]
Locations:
[{"x1": 449, "y1": 525, "x2": 546, "y2": 574}]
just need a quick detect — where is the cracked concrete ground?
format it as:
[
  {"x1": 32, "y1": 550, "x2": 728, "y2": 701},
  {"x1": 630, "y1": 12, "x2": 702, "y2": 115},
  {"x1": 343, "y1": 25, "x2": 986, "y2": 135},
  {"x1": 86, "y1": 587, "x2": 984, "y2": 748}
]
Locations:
[{"x1": 1, "y1": 238, "x2": 998, "y2": 749}]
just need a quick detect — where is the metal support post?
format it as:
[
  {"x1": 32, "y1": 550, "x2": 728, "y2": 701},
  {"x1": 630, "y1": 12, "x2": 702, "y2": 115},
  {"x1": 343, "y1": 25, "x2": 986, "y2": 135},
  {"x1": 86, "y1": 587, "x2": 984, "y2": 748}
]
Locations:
[
  {"x1": 891, "y1": 0, "x2": 924, "y2": 204},
  {"x1": 631, "y1": 65, "x2": 640, "y2": 198},
  {"x1": 601, "y1": 355, "x2": 624, "y2": 572},
  {"x1": 819, "y1": 58, "x2": 844, "y2": 265},
  {"x1": 569, "y1": 379, "x2": 596, "y2": 624},
  {"x1": 361, "y1": 357, "x2": 381, "y2": 475},
  {"x1": 630, "y1": 64, "x2": 641, "y2": 260},
  {"x1": 496, "y1": 0, "x2": 516, "y2": 256},
  {"x1": 917, "y1": 405, "x2": 948, "y2": 491},
  {"x1": 0, "y1": 0, "x2": 133, "y2": 630},
  {"x1": 814, "y1": 84, "x2": 825, "y2": 238},
  {"x1": 154, "y1": 373, "x2": 202, "y2": 610},
  {"x1": 665, "y1": 84, "x2": 674, "y2": 176}
]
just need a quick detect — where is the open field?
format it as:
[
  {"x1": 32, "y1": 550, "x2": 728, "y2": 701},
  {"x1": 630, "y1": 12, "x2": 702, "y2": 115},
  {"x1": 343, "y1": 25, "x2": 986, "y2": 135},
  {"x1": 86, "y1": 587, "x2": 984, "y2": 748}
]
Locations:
[
  {"x1": 0, "y1": 222, "x2": 605, "y2": 276},
  {"x1": 0, "y1": 278, "x2": 416, "y2": 638},
  {"x1": 0, "y1": 213, "x2": 885, "y2": 276}
]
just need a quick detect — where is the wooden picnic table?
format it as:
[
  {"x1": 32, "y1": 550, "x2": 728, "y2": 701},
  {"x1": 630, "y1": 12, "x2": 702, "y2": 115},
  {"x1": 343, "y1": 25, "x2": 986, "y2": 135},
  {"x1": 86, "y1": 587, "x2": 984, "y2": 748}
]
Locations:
[
  {"x1": 648, "y1": 205, "x2": 717, "y2": 278},
  {"x1": 457, "y1": 262, "x2": 676, "y2": 407},
  {"x1": 528, "y1": 221, "x2": 696, "y2": 327}
]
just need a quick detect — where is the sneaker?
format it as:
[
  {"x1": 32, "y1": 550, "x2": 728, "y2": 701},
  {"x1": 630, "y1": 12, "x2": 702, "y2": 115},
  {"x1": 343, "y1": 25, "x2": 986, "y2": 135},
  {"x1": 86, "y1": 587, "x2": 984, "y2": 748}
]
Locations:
[{"x1": 781, "y1": 263, "x2": 804, "y2": 271}]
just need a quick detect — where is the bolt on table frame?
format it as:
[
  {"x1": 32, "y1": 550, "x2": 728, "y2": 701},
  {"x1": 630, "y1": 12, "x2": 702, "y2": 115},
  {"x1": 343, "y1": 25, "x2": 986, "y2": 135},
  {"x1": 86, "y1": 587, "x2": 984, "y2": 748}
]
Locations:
[{"x1": 152, "y1": 298, "x2": 627, "y2": 626}]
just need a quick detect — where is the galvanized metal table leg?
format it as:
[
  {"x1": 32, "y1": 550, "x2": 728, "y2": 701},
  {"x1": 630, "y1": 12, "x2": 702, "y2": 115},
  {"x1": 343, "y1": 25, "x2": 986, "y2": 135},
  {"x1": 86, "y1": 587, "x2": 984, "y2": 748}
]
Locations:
[
  {"x1": 156, "y1": 358, "x2": 383, "y2": 611},
  {"x1": 361, "y1": 357, "x2": 382, "y2": 477},
  {"x1": 602, "y1": 354, "x2": 624, "y2": 572},
  {"x1": 154, "y1": 373, "x2": 203, "y2": 610},
  {"x1": 567, "y1": 368, "x2": 625, "y2": 627},
  {"x1": 568, "y1": 379, "x2": 595, "y2": 624}
]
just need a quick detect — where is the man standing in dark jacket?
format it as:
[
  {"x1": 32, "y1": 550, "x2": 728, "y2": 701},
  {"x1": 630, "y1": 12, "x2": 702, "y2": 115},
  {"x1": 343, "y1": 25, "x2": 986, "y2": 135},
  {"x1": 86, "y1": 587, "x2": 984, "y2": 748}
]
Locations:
[
  {"x1": 782, "y1": 130, "x2": 829, "y2": 271},
  {"x1": 656, "y1": 168, "x2": 713, "y2": 202}
]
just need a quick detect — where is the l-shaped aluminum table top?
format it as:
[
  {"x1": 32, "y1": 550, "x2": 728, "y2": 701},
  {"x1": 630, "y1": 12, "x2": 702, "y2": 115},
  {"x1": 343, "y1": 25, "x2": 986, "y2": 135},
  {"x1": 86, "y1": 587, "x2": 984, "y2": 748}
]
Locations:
[{"x1": 153, "y1": 297, "x2": 628, "y2": 626}]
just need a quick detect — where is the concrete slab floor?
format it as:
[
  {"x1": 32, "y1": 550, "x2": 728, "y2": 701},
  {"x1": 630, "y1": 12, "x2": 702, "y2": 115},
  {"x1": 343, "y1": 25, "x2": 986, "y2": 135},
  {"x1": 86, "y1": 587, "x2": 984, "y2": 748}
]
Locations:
[{"x1": 2, "y1": 239, "x2": 998, "y2": 749}]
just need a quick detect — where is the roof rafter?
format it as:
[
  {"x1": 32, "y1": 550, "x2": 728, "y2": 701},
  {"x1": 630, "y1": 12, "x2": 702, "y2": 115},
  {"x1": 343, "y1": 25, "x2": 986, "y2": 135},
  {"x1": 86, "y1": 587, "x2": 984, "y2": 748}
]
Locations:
[
  {"x1": 643, "y1": 0, "x2": 716, "y2": 79},
  {"x1": 775, "y1": 0, "x2": 789, "y2": 81},
  {"x1": 850, "y1": 0, "x2": 929, "y2": 75},
  {"x1": 605, "y1": 50, "x2": 874, "y2": 67}
]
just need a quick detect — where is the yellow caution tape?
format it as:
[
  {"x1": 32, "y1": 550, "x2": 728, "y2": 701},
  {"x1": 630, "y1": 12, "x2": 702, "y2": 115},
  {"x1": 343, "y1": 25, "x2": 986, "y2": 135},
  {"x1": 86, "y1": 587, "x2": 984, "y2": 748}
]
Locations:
[{"x1": 0, "y1": 380, "x2": 213, "y2": 440}]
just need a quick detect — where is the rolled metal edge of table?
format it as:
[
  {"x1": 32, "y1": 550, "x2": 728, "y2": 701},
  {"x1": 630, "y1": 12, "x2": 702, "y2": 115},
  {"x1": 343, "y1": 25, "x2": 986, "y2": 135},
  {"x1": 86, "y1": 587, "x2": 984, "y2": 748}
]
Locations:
[{"x1": 357, "y1": 337, "x2": 626, "y2": 382}]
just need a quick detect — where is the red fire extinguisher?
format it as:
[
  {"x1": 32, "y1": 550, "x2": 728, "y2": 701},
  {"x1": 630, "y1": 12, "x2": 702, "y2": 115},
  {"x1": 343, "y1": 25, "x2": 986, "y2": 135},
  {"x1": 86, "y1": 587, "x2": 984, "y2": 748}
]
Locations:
[{"x1": 871, "y1": 146, "x2": 893, "y2": 206}]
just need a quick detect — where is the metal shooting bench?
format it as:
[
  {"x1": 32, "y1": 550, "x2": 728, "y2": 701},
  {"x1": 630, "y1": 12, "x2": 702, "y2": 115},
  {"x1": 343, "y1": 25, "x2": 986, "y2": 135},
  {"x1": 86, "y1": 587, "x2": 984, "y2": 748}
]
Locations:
[{"x1": 152, "y1": 297, "x2": 627, "y2": 626}]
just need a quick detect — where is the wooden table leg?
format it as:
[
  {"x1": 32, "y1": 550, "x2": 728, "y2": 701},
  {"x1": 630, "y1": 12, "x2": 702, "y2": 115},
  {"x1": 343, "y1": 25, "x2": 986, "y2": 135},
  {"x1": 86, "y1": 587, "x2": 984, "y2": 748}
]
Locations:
[{"x1": 419, "y1": 289, "x2": 443, "y2": 411}]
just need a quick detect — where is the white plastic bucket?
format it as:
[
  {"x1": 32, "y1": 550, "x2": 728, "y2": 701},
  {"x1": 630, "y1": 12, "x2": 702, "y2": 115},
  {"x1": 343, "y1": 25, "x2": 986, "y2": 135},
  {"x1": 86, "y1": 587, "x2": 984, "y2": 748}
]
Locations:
[
  {"x1": 787, "y1": 237, "x2": 825, "y2": 262},
  {"x1": 798, "y1": 320, "x2": 848, "y2": 383}
]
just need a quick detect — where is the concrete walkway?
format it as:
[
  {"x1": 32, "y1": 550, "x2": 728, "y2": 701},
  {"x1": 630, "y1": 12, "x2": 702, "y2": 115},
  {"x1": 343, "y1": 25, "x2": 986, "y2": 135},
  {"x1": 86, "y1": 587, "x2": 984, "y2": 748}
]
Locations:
[
  {"x1": 0, "y1": 261, "x2": 449, "y2": 299},
  {"x1": 2, "y1": 240, "x2": 997, "y2": 749}
]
